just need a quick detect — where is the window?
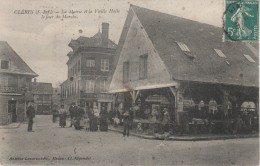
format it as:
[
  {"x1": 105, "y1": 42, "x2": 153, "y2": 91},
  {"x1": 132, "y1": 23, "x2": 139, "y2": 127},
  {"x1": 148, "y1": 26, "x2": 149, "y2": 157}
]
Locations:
[
  {"x1": 101, "y1": 59, "x2": 109, "y2": 71},
  {"x1": 43, "y1": 95, "x2": 50, "y2": 101},
  {"x1": 1, "y1": 60, "x2": 9, "y2": 69},
  {"x1": 0, "y1": 75, "x2": 8, "y2": 86},
  {"x1": 86, "y1": 59, "x2": 95, "y2": 68},
  {"x1": 214, "y1": 49, "x2": 226, "y2": 58},
  {"x1": 85, "y1": 80, "x2": 95, "y2": 92},
  {"x1": 139, "y1": 54, "x2": 148, "y2": 79},
  {"x1": 176, "y1": 42, "x2": 190, "y2": 52},
  {"x1": 38, "y1": 95, "x2": 43, "y2": 101},
  {"x1": 75, "y1": 63, "x2": 78, "y2": 74},
  {"x1": 244, "y1": 54, "x2": 256, "y2": 63},
  {"x1": 78, "y1": 80, "x2": 80, "y2": 94},
  {"x1": 100, "y1": 80, "x2": 106, "y2": 92},
  {"x1": 78, "y1": 60, "x2": 81, "y2": 72},
  {"x1": 123, "y1": 61, "x2": 129, "y2": 82},
  {"x1": 8, "y1": 75, "x2": 18, "y2": 87}
]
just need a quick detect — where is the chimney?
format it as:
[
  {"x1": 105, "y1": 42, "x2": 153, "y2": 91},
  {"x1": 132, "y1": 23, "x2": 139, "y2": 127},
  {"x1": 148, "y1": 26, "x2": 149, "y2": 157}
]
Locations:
[{"x1": 101, "y1": 22, "x2": 109, "y2": 47}]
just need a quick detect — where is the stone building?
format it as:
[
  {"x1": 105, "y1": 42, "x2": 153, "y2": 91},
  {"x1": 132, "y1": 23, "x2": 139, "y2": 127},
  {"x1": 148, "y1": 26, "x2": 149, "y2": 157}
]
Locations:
[{"x1": 60, "y1": 23, "x2": 117, "y2": 113}]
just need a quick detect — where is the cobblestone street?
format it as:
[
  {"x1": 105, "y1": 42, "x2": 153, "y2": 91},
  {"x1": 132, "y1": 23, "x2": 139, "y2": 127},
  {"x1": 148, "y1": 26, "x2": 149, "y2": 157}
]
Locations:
[{"x1": 0, "y1": 115, "x2": 259, "y2": 166}]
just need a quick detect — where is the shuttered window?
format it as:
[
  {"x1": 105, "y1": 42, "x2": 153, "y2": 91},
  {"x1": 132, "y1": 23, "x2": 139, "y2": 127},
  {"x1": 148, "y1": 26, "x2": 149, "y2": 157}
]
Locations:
[
  {"x1": 139, "y1": 54, "x2": 148, "y2": 79},
  {"x1": 123, "y1": 61, "x2": 129, "y2": 82}
]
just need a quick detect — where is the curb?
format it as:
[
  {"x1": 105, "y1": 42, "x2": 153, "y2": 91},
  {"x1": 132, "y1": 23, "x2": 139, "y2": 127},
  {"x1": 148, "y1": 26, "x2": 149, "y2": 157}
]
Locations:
[
  {"x1": 108, "y1": 127, "x2": 259, "y2": 141},
  {"x1": 167, "y1": 134, "x2": 259, "y2": 141},
  {"x1": 0, "y1": 123, "x2": 21, "y2": 129},
  {"x1": 109, "y1": 128, "x2": 156, "y2": 140}
]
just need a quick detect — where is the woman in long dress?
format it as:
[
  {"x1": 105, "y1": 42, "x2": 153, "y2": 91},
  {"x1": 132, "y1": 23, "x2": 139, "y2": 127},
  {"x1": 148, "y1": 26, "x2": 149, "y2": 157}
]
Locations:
[{"x1": 58, "y1": 105, "x2": 67, "y2": 128}]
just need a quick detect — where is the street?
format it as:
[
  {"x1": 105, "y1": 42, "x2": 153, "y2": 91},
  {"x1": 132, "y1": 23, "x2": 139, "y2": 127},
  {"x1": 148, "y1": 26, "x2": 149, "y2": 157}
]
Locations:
[{"x1": 0, "y1": 115, "x2": 259, "y2": 166}]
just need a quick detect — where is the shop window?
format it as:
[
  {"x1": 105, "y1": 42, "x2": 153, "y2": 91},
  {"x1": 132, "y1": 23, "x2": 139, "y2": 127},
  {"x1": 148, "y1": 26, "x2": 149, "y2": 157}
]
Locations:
[
  {"x1": 86, "y1": 59, "x2": 95, "y2": 68},
  {"x1": 123, "y1": 61, "x2": 129, "y2": 82},
  {"x1": 1, "y1": 60, "x2": 9, "y2": 69},
  {"x1": 244, "y1": 54, "x2": 255, "y2": 63},
  {"x1": 139, "y1": 54, "x2": 148, "y2": 79},
  {"x1": 85, "y1": 80, "x2": 95, "y2": 93},
  {"x1": 101, "y1": 59, "x2": 109, "y2": 71},
  {"x1": 176, "y1": 41, "x2": 191, "y2": 52},
  {"x1": 214, "y1": 49, "x2": 226, "y2": 58}
]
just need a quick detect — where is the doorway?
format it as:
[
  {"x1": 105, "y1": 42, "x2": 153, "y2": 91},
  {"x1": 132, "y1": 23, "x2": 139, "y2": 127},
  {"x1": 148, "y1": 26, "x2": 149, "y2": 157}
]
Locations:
[{"x1": 8, "y1": 100, "x2": 17, "y2": 122}]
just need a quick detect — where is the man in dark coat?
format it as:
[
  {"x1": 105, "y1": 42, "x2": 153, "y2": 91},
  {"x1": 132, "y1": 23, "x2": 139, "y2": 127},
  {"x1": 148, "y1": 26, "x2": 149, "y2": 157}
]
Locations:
[
  {"x1": 123, "y1": 110, "x2": 130, "y2": 137},
  {"x1": 99, "y1": 107, "x2": 108, "y2": 131},
  {"x1": 26, "y1": 102, "x2": 35, "y2": 132},
  {"x1": 69, "y1": 103, "x2": 77, "y2": 127}
]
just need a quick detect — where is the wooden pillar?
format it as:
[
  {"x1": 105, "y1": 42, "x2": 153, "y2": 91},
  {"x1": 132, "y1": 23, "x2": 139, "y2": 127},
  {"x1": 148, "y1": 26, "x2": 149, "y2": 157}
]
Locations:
[
  {"x1": 169, "y1": 87, "x2": 181, "y2": 124},
  {"x1": 129, "y1": 90, "x2": 140, "y2": 117}
]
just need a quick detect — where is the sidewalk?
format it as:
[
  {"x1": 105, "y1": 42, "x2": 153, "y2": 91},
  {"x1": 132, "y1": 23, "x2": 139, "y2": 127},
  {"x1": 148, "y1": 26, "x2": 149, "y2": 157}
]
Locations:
[
  {"x1": 108, "y1": 125, "x2": 259, "y2": 141},
  {"x1": 0, "y1": 122, "x2": 21, "y2": 129}
]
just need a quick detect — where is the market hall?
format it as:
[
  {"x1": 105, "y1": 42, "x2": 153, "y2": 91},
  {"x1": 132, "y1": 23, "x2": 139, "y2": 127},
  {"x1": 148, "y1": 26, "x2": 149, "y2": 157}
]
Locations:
[{"x1": 107, "y1": 5, "x2": 259, "y2": 135}]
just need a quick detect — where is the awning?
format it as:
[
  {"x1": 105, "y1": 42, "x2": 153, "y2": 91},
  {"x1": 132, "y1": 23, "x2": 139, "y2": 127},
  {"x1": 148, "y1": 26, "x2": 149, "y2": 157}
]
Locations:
[{"x1": 108, "y1": 82, "x2": 178, "y2": 93}]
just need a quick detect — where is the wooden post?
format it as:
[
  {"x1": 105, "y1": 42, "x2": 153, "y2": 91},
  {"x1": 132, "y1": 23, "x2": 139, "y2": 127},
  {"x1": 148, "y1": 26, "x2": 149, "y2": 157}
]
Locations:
[{"x1": 169, "y1": 85, "x2": 184, "y2": 125}]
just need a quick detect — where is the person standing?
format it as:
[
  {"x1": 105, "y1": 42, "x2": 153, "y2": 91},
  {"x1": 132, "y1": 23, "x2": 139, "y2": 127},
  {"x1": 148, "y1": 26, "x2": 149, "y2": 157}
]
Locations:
[
  {"x1": 123, "y1": 110, "x2": 130, "y2": 137},
  {"x1": 99, "y1": 107, "x2": 108, "y2": 131},
  {"x1": 162, "y1": 108, "x2": 170, "y2": 132},
  {"x1": 69, "y1": 103, "x2": 77, "y2": 127},
  {"x1": 58, "y1": 105, "x2": 67, "y2": 128},
  {"x1": 26, "y1": 102, "x2": 35, "y2": 132}
]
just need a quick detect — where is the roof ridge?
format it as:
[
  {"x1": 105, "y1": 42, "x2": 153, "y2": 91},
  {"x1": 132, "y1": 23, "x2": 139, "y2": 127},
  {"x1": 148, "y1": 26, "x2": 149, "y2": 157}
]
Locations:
[
  {"x1": 0, "y1": 42, "x2": 38, "y2": 76},
  {"x1": 130, "y1": 4, "x2": 222, "y2": 29}
]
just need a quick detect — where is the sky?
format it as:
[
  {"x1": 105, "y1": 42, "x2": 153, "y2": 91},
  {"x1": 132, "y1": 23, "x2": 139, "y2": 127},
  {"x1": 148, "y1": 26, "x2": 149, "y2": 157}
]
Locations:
[{"x1": 0, "y1": 0, "x2": 223, "y2": 87}]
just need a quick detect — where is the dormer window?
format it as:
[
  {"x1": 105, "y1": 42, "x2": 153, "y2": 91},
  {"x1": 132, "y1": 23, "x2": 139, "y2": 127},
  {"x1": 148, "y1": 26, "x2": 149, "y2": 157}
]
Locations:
[
  {"x1": 214, "y1": 49, "x2": 226, "y2": 58},
  {"x1": 176, "y1": 42, "x2": 191, "y2": 52},
  {"x1": 244, "y1": 54, "x2": 255, "y2": 63},
  {"x1": 1, "y1": 60, "x2": 9, "y2": 69}
]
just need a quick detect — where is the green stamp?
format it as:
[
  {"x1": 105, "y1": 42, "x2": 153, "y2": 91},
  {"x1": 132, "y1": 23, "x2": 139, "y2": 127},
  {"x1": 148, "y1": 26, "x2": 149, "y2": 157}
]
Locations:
[{"x1": 224, "y1": 0, "x2": 258, "y2": 42}]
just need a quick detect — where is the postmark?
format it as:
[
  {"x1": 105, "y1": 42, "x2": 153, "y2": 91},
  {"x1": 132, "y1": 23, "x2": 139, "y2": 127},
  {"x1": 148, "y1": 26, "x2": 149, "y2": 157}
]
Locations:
[{"x1": 224, "y1": 0, "x2": 258, "y2": 42}]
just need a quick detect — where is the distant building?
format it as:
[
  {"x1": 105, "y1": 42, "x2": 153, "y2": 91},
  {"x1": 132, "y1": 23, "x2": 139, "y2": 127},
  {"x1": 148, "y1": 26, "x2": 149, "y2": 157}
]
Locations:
[
  {"x1": 60, "y1": 23, "x2": 117, "y2": 113},
  {"x1": 30, "y1": 81, "x2": 53, "y2": 115},
  {"x1": 52, "y1": 87, "x2": 61, "y2": 111},
  {"x1": 0, "y1": 41, "x2": 37, "y2": 125}
]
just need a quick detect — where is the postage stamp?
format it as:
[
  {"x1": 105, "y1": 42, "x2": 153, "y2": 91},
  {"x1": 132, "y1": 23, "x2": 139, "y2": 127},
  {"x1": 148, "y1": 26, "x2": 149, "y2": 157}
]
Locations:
[{"x1": 224, "y1": 0, "x2": 258, "y2": 42}]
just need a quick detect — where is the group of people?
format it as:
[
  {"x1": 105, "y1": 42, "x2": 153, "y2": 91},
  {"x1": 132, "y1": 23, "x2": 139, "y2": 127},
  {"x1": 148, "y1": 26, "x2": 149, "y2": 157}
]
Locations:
[{"x1": 56, "y1": 103, "x2": 109, "y2": 132}]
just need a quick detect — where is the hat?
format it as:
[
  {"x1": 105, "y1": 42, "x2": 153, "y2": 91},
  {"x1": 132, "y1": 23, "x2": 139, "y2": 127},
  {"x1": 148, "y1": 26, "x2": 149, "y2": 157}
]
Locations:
[{"x1": 123, "y1": 111, "x2": 129, "y2": 116}]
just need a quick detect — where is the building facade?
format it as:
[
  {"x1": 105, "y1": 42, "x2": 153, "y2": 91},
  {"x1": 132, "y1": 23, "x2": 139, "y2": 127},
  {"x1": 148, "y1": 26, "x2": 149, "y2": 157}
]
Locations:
[
  {"x1": 0, "y1": 41, "x2": 37, "y2": 125},
  {"x1": 108, "y1": 5, "x2": 259, "y2": 133},
  {"x1": 52, "y1": 87, "x2": 61, "y2": 111},
  {"x1": 61, "y1": 23, "x2": 117, "y2": 113},
  {"x1": 30, "y1": 81, "x2": 53, "y2": 115}
]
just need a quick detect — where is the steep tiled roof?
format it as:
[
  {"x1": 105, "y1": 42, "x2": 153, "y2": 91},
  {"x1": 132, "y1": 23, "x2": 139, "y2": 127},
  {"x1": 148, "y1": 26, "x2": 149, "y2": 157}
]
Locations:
[
  {"x1": 131, "y1": 5, "x2": 259, "y2": 87},
  {"x1": 30, "y1": 82, "x2": 53, "y2": 94},
  {"x1": 0, "y1": 41, "x2": 38, "y2": 76}
]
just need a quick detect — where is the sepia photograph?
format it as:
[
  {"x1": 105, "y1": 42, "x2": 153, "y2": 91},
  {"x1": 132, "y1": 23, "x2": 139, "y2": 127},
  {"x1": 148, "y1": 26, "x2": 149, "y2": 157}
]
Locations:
[{"x1": 0, "y1": 0, "x2": 259, "y2": 165}]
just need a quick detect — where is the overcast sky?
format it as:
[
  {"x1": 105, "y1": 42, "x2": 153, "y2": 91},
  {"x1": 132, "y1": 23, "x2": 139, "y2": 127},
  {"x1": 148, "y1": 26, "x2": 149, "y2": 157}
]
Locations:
[{"x1": 0, "y1": 0, "x2": 223, "y2": 87}]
